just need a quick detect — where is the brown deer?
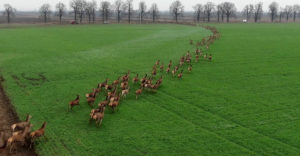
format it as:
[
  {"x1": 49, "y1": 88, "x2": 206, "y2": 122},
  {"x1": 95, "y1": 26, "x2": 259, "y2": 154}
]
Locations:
[
  {"x1": 69, "y1": 95, "x2": 80, "y2": 110},
  {"x1": 113, "y1": 77, "x2": 120, "y2": 85},
  {"x1": 90, "y1": 106, "x2": 105, "y2": 126},
  {"x1": 121, "y1": 87, "x2": 129, "y2": 98},
  {"x1": 160, "y1": 63, "x2": 164, "y2": 72},
  {"x1": 178, "y1": 70, "x2": 183, "y2": 79},
  {"x1": 7, "y1": 125, "x2": 32, "y2": 153},
  {"x1": 168, "y1": 60, "x2": 172, "y2": 68},
  {"x1": 208, "y1": 54, "x2": 212, "y2": 61},
  {"x1": 87, "y1": 94, "x2": 96, "y2": 107},
  {"x1": 133, "y1": 74, "x2": 139, "y2": 83},
  {"x1": 30, "y1": 122, "x2": 47, "y2": 145},
  {"x1": 11, "y1": 114, "x2": 32, "y2": 132},
  {"x1": 135, "y1": 87, "x2": 143, "y2": 99},
  {"x1": 188, "y1": 65, "x2": 192, "y2": 72}
]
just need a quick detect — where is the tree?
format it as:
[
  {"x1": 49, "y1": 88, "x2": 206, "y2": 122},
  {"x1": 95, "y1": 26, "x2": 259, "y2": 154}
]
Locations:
[
  {"x1": 284, "y1": 5, "x2": 293, "y2": 22},
  {"x1": 55, "y1": 2, "x2": 66, "y2": 24},
  {"x1": 169, "y1": 0, "x2": 184, "y2": 23},
  {"x1": 204, "y1": 2, "x2": 214, "y2": 22},
  {"x1": 279, "y1": 8, "x2": 284, "y2": 22},
  {"x1": 243, "y1": 4, "x2": 254, "y2": 21},
  {"x1": 269, "y1": 2, "x2": 278, "y2": 22},
  {"x1": 149, "y1": 3, "x2": 159, "y2": 23},
  {"x1": 70, "y1": 0, "x2": 82, "y2": 22},
  {"x1": 114, "y1": 0, "x2": 123, "y2": 23},
  {"x1": 124, "y1": 0, "x2": 133, "y2": 23},
  {"x1": 193, "y1": 4, "x2": 203, "y2": 23},
  {"x1": 216, "y1": 4, "x2": 223, "y2": 22},
  {"x1": 222, "y1": 2, "x2": 236, "y2": 22},
  {"x1": 138, "y1": 1, "x2": 147, "y2": 23},
  {"x1": 85, "y1": 1, "x2": 97, "y2": 23},
  {"x1": 293, "y1": 4, "x2": 300, "y2": 22},
  {"x1": 39, "y1": 3, "x2": 51, "y2": 23},
  {"x1": 78, "y1": 0, "x2": 87, "y2": 23},
  {"x1": 3, "y1": 4, "x2": 16, "y2": 24},
  {"x1": 254, "y1": 2, "x2": 263, "y2": 23},
  {"x1": 100, "y1": 1, "x2": 111, "y2": 24}
]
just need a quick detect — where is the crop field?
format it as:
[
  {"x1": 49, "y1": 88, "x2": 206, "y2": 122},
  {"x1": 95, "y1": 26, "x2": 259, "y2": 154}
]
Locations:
[{"x1": 0, "y1": 23, "x2": 299, "y2": 155}]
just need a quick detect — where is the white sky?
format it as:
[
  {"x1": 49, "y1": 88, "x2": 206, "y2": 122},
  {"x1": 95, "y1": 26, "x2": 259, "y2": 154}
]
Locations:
[{"x1": 0, "y1": 0, "x2": 299, "y2": 12}]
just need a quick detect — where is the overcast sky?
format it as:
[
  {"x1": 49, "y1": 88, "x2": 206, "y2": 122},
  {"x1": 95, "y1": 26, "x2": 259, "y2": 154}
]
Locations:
[{"x1": 0, "y1": 0, "x2": 299, "y2": 12}]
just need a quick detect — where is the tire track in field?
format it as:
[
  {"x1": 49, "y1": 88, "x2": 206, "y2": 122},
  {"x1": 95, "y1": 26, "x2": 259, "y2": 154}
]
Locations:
[
  {"x1": 139, "y1": 96, "x2": 259, "y2": 155},
  {"x1": 154, "y1": 90, "x2": 300, "y2": 154}
]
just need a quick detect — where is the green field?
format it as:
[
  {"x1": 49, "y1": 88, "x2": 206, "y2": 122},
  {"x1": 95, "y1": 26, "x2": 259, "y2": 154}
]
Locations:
[{"x1": 0, "y1": 23, "x2": 299, "y2": 155}]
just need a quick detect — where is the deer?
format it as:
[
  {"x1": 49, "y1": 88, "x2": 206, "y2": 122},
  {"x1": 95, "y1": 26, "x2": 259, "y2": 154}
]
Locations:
[
  {"x1": 141, "y1": 74, "x2": 147, "y2": 84},
  {"x1": 135, "y1": 87, "x2": 143, "y2": 99},
  {"x1": 30, "y1": 122, "x2": 47, "y2": 148},
  {"x1": 121, "y1": 87, "x2": 129, "y2": 98},
  {"x1": 69, "y1": 95, "x2": 80, "y2": 111},
  {"x1": 11, "y1": 114, "x2": 32, "y2": 132},
  {"x1": 99, "y1": 78, "x2": 108, "y2": 88},
  {"x1": 7, "y1": 125, "x2": 32, "y2": 153},
  {"x1": 160, "y1": 63, "x2": 164, "y2": 72},
  {"x1": 166, "y1": 67, "x2": 170, "y2": 74},
  {"x1": 190, "y1": 40, "x2": 193, "y2": 45},
  {"x1": 85, "y1": 88, "x2": 97, "y2": 98},
  {"x1": 178, "y1": 70, "x2": 183, "y2": 79},
  {"x1": 108, "y1": 99, "x2": 119, "y2": 112},
  {"x1": 155, "y1": 60, "x2": 160, "y2": 66},
  {"x1": 90, "y1": 106, "x2": 105, "y2": 126},
  {"x1": 204, "y1": 53, "x2": 207, "y2": 60},
  {"x1": 86, "y1": 93, "x2": 96, "y2": 107},
  {"x1": 188, "y1": 65, "x2": 192, "y2": 72},
  {"x1": 113, "y1": 77, "x2": 120, "y2": 85},
  {"x1": 168, "y1": 60, "x2": 172, "y2": 68},
  {"x1": 208, "y1": 54, "x2": 212, "y2": 61},
  {"x1": 133, "y1": 74, "x2": 139, "y2": 83},
  {"x1": 98, "y1": 96, "x2": 109, "y2": 107},
  {"x1": 196, "y1": 54, "x2": 199, "y2": 62},
  {"x1": 152, "y1": 69, "x2": 157, "y2": 76}
]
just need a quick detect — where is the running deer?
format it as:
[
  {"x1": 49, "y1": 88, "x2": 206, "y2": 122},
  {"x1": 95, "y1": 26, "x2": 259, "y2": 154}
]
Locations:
[
  {"x1": 11, "y1": 114, "x2": 32, "y2": 132},
  {"x1": 69, "y1": 95, "x2": 80, "y2": 110},
  {"x1": 135, "y1": 87, "x2": 143, "y2": 99},
  {"x1": 133, "y1": 74, "x2": 139, "y2": 83},
  {"x1": 178, "y1": 70, "x2": 183, "y2": 79}
]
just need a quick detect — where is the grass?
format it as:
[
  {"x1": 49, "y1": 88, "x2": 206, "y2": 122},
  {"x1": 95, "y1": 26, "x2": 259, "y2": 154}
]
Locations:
[{"x1": 0, "y1": 23, "x2": 300, "y2": 155}]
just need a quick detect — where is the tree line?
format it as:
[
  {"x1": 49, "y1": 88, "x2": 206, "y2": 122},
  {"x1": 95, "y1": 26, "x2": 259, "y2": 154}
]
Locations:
[{"x1": 2, "y1": 0, "x2": 300, "y2": 24}]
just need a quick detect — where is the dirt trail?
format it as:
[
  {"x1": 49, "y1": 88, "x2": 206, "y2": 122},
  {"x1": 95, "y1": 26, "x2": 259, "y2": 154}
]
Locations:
[{"x1": 0, "y1": 75, "x2": 37, "y2": 156}]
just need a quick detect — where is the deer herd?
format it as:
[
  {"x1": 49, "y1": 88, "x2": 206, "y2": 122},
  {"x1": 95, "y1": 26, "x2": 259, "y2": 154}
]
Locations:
[
  {"x1": 0, "y1": 25, "x2": 220, "y2": 154},
  {"x1": 0, "y1": 114, "x2": 46, "y2": 154},
  {"x1": 69, "y1": 25, "x2": 220, "y2": 127}
]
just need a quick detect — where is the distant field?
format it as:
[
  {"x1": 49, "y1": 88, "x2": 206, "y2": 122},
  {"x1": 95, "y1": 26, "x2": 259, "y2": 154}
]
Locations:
[{"x1": 0, "y1": 23, "x2": 300, "y2": 155}]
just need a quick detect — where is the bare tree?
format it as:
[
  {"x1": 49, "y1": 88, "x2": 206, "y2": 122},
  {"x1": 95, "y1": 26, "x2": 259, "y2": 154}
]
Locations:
[
  {"x1": 216, "y1": 4, "x2": 223, "y2": 22},
  {"x1": 149, "y1": 3, "x2": 159, "y2": 23},
  {"x1": 114, "y1": 0, "x2": 123, "y2": 23},
  {"x1": 243, "y1": 4, "x2": 254, "y2": 21},
  {"x1": 124, "y1": 0, "x2": 133, "y2": 23},
  {"x1": 269, "y1": 2, "x2": 278, "y2": 22},
  {"x1": 56, "y1": 2, "x2": 66, "y2": 24},
  {"x1": 100, "y1": 1, "x2": 111, "y2": 24},
  {"x1": 39, "y1": 4, "x2": 51, "y2": 23},
  {"x1": 193, "y1": 4, "x2": 203, "y2": 23},
  {"x1": 204, "y1": 2, "x2": 215, "y2": 22},
  {"x1": 254, "y1": 2, "x2": 263, "y2": 23},
  {"x1": 138, "y1": 1, "x2": 147, "y2": 23},
  {"x1": 222, "y1": 2, "x2": 236, "y2": 22},
  {"x1": 3, "y1": 4, "x2": 16, "y2": 24},
  {"x1": 85, "y1": 1, "x2": 97, "y2": 23},
  {"x1": 293, "y1": 4, "x2": 300, "y2": 22},
  {"x1": 279, "y1": 7, "x2": 284, "y2": 22},
  {"x1": 169, "y1": 0, "x2": 184, "y2": 23},
  {"x1": 284, "y1": 5, "x2": 293, "y2": 22},
  {"x1": 70, "y1": 0, "x2": 81, "y2": 22},
  {"x1": 78, "y1": 0, "x2": 87, "y2": 23}
]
